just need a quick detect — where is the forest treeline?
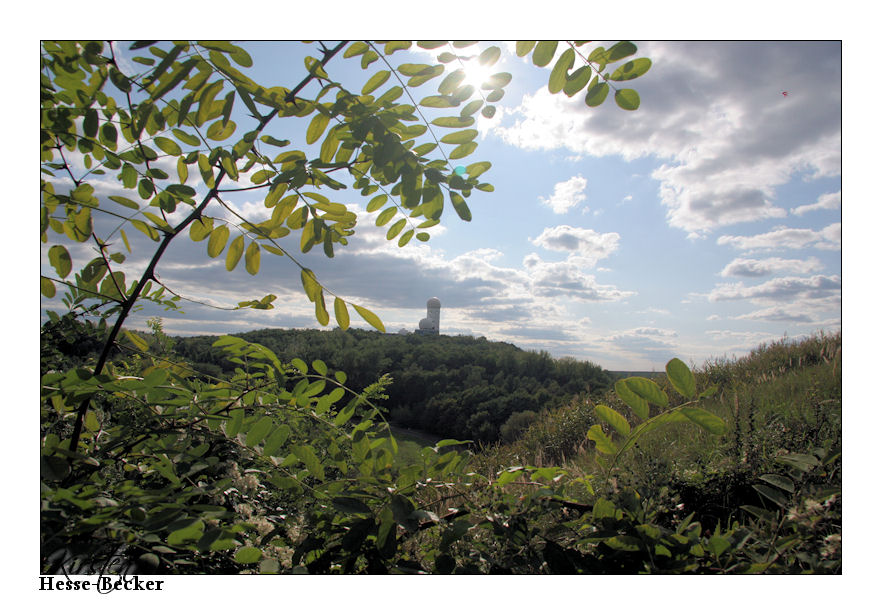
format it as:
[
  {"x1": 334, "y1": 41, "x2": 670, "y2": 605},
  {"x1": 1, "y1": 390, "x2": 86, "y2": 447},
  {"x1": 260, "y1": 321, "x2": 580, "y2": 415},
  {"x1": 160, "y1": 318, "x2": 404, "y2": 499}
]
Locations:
[{"x1": 171, "y1": 327, "x2": 614, "y2": 443}]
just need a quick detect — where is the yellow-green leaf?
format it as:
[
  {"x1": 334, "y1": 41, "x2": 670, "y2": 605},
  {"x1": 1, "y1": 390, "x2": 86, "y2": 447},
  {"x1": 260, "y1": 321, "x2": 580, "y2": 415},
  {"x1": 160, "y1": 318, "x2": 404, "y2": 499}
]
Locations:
[
  {"x1": 362, "y1": 70, "x2": 390, "y2": 95},
  {"x1": 225, "y1": 235, "x2": 244, "y2": 271},
  {"x1": 123, "y1": 329, "x2": 150, "y2": 351},
  {"x1": 665, "y1": 358, "x2": 696, "y2": 399},
  {"x1": 48, "y1": 245, "x2": 72, "y2": 278},
  {"x1": 334, "y1": 297, "x2": 350, "y2": 330},
  {"x1": 153, "y1": 136, "x2": 182, "y2": 155},
  {"x1": 532, "y1": 41, "x2": 558, "y2": 67},
  {"x1": 315, "y1": 291, "x2": 329, "y2": 326},
  {"x1": 207, "y1": 225, "x2": 229, "y2": 257},
  {"x1": 549, "y1": 48, "x2": 575, "y2": 93},
  {"x1": 516, "y1": 41, "x2": 536, "y2": 57},
  {"x1": 595, "y1": 404, "x2": 631, "y2": 437},
  {"x1": 306, "y1": 113, "x2": 330, "y2": 144},
  {"x1": 587, "y1": 424, "x2": 617, "y2": 456},
  {"x1": 440, "y1": 129, "x2": 478, "y2": 145},
  {"x1": 614, "y1": 88, "x2": 640, "y2": 111},
  {"x1": 354, "y1": 304, "x2": 385, "y2": 332},
  {"x1": 84, "y1": 410, "x2": 100, "y2": 432},
  {"x1": 245, "y1": 241, "x2": 260, "y2": 275},
  {"x1": 40, "y1": 276, "x2": 56, "y2": 298}
]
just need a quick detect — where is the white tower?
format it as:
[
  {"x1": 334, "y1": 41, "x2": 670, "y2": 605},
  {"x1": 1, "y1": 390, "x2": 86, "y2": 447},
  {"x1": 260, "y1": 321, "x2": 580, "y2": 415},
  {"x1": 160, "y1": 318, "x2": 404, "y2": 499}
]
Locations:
[{"x1": 427, "y1": 297, "x2": 441, "y2": 334}]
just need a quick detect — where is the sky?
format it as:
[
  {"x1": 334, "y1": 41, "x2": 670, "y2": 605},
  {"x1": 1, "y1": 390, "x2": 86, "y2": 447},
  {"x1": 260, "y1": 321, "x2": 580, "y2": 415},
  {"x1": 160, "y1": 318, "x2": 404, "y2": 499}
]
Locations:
[{"x1": 40, "y1": 40, "x2": 842, "y2": 371}]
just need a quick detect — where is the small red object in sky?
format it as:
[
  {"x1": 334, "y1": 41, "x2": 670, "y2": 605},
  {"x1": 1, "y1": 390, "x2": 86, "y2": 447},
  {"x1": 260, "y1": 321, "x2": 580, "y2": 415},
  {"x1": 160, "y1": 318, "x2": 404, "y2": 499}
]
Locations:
[{"x1": 782, "y1": 91, "x2": 788, "y2": 96}]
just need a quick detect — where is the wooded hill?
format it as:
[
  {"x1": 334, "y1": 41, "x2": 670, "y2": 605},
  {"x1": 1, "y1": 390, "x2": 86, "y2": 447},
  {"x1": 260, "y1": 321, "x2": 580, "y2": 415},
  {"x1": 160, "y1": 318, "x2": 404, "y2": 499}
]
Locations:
[{"x1": 172, "y1": 328, "x2": 615, "y2": 443}]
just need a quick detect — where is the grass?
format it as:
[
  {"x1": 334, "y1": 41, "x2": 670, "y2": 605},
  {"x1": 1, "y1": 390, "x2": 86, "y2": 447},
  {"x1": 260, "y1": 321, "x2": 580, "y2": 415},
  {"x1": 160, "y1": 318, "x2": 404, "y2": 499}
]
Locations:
[{"x1": 470, "y1": 331, "x2": 841, "y2": 521}]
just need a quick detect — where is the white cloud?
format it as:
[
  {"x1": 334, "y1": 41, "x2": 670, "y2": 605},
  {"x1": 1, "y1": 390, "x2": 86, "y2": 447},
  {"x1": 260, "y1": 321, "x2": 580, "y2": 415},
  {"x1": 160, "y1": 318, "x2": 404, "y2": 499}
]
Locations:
[
  {"x1": 530, "y1": 225, "x2": 620, "y2": 265},
  {"x1": 791, "y1": 191, "x2": 841, "y2": 216},
  {"x1": 523, "y1": 253, "x2": 635, "y2": 302},
  {"x1": 719, "y1": 256, "x2": 823, "y2": 277},
  {"x1": 717, "y1": 223, "x2": 841, "y2": 251},
  {"x1": 494, "y1": 41, "x2": 841, "y2": 236},
  {"x1": 539, "y1": 174, "x2": 588, "y2": 214},
  {"x1": 709, "y1": 274, "x2": 840, "y2": 303}
]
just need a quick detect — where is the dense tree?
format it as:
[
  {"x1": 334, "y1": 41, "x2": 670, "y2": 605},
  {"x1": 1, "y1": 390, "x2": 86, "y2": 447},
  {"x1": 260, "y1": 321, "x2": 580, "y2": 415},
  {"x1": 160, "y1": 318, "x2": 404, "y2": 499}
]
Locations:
[{"x1": 169, "y1": 327, "x2": 614, "y2": 442}]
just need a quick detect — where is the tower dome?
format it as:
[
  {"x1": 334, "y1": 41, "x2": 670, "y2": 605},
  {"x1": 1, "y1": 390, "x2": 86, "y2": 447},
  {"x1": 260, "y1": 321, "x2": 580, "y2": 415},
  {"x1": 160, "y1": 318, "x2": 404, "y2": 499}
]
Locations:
[{"x1": 426, "y1": 297, "x2": 440, "y2": 334}]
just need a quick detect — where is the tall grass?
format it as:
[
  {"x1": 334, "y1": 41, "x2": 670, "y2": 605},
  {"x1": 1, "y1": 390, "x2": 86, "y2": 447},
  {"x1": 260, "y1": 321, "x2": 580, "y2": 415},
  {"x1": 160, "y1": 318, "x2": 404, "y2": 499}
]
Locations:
[{"x1": 476, "y1": 331, "x2": 841, "y2": 493}]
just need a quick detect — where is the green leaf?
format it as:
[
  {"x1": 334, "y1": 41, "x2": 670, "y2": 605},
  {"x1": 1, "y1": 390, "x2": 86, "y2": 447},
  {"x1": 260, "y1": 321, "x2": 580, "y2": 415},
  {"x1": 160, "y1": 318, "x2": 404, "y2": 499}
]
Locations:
[
  {"x1": 207, "y1": 225, "x2": 229, "y2": 258},
  {"x1": 375, "y1": 206, "x2": 397, "y2": 227},
  {"x1": 245, "y1": 416, "x2": 274, "y2": 447},
  {"x1": 344, "y1": 41, "x2": 369, "y2": 58},
  {"x1": 587, "y1": 424, "x2": 617, "y2": 456},
  {"x1": 449, "y1": 142, "x2": 478, "y2": 159},
  {"x1": 607, "y1": 41, "x2": 638, "y2": 62},
  {"x1": 665, "y1": 358, "x2": 696, "y2": 398},
  {"x1": 123, "y1": 329, "x2": 150, "y2": 351},
  {"x1": 362, "y1": 70, "x2": 390, "y2": 95},
  {"x1": 677, "y1": 407, "x2": 726, "y2": 435},
  {"x1": 153, "y1": 136, "x2": 182, "y2": 156},
  {"x1": 775, "y1": 453, "x2": 819, "y2": 473},
  {"x1": 234, "y1": 546, "x2": 262, "y2": 564},
  {"x1": 563, "y1": 66, "x2": 593, "y2": 96},
  {"x1": 225, "y1": 408, "x2": 244, "y2": 438},
  {"x1": 549, "y1": 48, "x2": 575, "y2": 94},
  {"x1": 354, "y1": 304, "x2": 385, "y2": 332},
  {"x1": 619, "y1": 377, "x2": 669, "y2": 409},
  {"x1": 609, "y1": 58, "x2": 652, "y2": 82},
  {"x1": 167, "y1": 520, "x2": 204, "y2": 547},
  {"x1": 332, "y1": 497, "x2": 372, "y2": 515},
  {"x1": 366, "y1": 194, "x2": 387, "y2": 212},
  {"x1": 752, "y1": 484, "x2": 789, "y2": 508},
  {"x1": 460, "y1": 100, "x2": 483, "y2": 117},
  {"x1": 478, "y1": 46, "x2": 501, "y2": 65},
  {"x1": 440, "y1": 129, "x2": 478, "y2": 145},
  {"x1": 386, "y1": 218, "x2": 406, "y2": 240},
  {"x1": 450, "y1": 193, "x2": 471, "y2": 221},
  {"x1": 264, "y1": 425, "x2": 291, "y2": 457},
  {"x1": 614, "y1": 380, "x2": 648, "y2": 420},
  {"x1": 515, "y1": 41, "x2": 536, "y2": 57},
  {"x1": 292, "y1": 444, "x2": 325, "y2": 480},
  {"x1": 225, "y1": 235, "x2": 244, "y2": 271},
  {"x1": 614, "y1": 88, "x2": 640, "y2": 111},
  {"x1": 306, "y1": 113, "x2": 330, "y2": 144},
  {"x1": 260, "y1": 135, "x2": 290, "y2": 147},
  {"x1": 244, "y1": 241, "x2": 260, "y2": 275},
  {"x1": 48, "y1": 245, "x2": 72, "y2": 278},
  {"x1": 760, "y1": 473, "x2": 795, "y2": 493},
  {"x1": 585, "y1": 81, "x2": 609, "y2": 107},
  {"x1": 334, "y1": 297, "x2": 350, "y2": 330},
  {"x1": 172, "y1": 128, "x2": 200, "y2": 146},
  {"x1": 707, "y1": 535, "x2": 731, "y2": 558},
  {"x1": 108, "y1": 195, "x2": 140, "y2": 210},
  {"x1": 315, "y1": 291, "x2": 330, "y2": 326},
  {"x1": 431, "y1": 115, "x2": 473, "y2": 129},
  {"x1": 40, "y1": 275, "x2": 55, "y2": 297},
  {"x1": 420, "y1": 95, "x2": 454, "y2": 108},
  {"x1": 595, "y1": 404, "x2": 631, "y2": 437},
  {"x1": 465, "y1": 161, "x2": 492, "y2": 178},
  {"x1": 532, "y1": 41, "x2": 558, "y2": 67}
]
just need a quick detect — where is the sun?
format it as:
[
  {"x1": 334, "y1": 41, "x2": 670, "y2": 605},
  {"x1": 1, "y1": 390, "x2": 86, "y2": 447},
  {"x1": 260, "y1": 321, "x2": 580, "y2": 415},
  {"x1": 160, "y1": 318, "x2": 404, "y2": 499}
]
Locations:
[{"x1": 460, "y1": 58, "x2": 496, "y2": 93}]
